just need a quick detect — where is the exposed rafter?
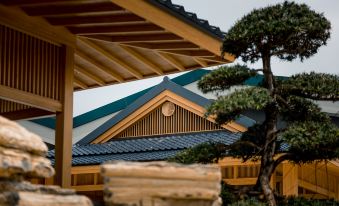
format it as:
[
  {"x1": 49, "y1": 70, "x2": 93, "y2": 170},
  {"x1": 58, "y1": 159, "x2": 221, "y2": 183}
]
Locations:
[
  {"x1": 1, "y1": 0, "x2": 100, "y2": 6},
  {"x1": 125, "y1": 42, "x2": 200, "y2": 50},
  {"x1": 156, "y1": 52, "x2": 185, "y2": 72},
  {"x1": 193, "y1": 58, "x2": 209, "y2": 67},
  {"x1": 118, "y1": 44, "x2": 164, "y2": 75},
  {"x1": 75, "y1": 50, "x2": 124, "y2": 83},
  {"x1": 110, "y1": 0, "x2": 235, "y2": 61},
  {"x1": 75, "y1": 65, "x2": 106, "y2": 86},
  {"x1": 68, "y1": 24, "x2": 164, "y2": 35},
  {"x1": 79, "y1": 38, "x2": 143, "y2": 79},
  {"x1": 46, "y1": 13, "x2": 145, "y2": 26},
  {"x1": 87, "y1": 33, "x2": 183, "y2": 43},
  {"x1": 73, "y1": 78, "x2": 88, "y2": 90},
  {"x1": 159, "y1": 49, "x2": 215, "y2": 57},
  {"x1": 22, "y1": 2, "x2": 123, "y2": 16}
]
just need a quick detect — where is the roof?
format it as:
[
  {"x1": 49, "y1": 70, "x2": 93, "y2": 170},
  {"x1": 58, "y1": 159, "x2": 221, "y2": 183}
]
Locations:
[
  {"x1": 77, "y1": 76, "x2": 255, "y2": 145},
  {"x1": 149, "y1": 0, "x2": 225, "y2": 39},
  {"x1": 32, "y1": 69, "x2": 210, "y2": 129},
  {"x1": 1, "y1": 0, "x2": 233, "y2": 93},
  {"x1": 47, "y1": 130, "x2": 241, "y2": 166},
  {"x1": 33, "y1": 68, "x2": 268, "y2": 130}
]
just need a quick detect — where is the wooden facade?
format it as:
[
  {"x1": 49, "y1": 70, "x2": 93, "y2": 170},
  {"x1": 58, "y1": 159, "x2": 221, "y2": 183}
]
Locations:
[
  {"x1": 31, "y1": 87, "x2": 338, "y2": 200},
  {"x1": 0, "y1": 0, "x2": 233, "y2": 188},
  {"x1": 116, "y1": 103, "x2": 224, "y2": 138},
  {"x1": 31, "y1": 160, "x2": 339, "y2": 201}
]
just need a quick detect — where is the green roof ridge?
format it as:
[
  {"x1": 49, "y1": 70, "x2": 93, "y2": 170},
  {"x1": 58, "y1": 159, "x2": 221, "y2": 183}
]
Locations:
[{"x1": 31, "y1": 69, "x2": 210, "y2": 129}]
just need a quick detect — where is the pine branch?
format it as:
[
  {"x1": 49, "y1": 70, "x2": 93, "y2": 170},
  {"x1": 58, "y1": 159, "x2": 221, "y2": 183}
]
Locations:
[{"x1": 198, "y1": 64, "x2": 257, "y2": 93}]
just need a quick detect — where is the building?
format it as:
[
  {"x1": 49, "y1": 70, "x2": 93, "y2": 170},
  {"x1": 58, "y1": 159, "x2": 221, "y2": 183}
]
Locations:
[
  {"x1": 0, "y1": 0, "x2": 234, "y2": 187},
  {"x1": 26, "y1": 71, "x2": 339, "y2": 201}
]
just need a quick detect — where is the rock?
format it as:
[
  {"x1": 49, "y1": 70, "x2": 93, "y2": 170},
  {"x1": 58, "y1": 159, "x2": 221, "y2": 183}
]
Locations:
[
  {"x1": 0, "y1": 116, "x2": 47, "y2": 156},
  {"x1": 0, "y1": 180, "x2": 74, "y2": 195},
  {"x1": 0, "y1": 191, "x2": 93, "y2": 206},
  {"x1": 0, "y1": 116, "x2": 93, "y2": 206},
  {"x1": 101, "y1": 161, "x2": 222, "y2": 206},
  {"x1": 0, "y1": 146, "x2": 54, "y2": 179}
]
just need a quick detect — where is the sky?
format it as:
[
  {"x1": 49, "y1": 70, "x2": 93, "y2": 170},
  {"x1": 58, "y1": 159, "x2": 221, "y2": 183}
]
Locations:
[{"x1": 74, "y1": 0, "x2": 339, "y2": 116}]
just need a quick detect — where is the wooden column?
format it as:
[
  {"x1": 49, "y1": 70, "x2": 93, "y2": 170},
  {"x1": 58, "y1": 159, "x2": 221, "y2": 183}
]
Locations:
[
  {"x1": 282, "y1": 162, "x2": 298, "y2": 197},
  {"x1": 54, "y1": 46, "x2": 74, "y2": 188},
  {"x1": 270, "y1": 171, "x2": 276, "y2": 190}
]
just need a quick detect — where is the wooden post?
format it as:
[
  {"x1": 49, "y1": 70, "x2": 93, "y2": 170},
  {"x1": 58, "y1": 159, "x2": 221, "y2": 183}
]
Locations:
[
  {"x1": 54, "y1": 46, "x2": 74, "y2": 188},
  {"x1": 282, "y1": 162, "x2": 298, "y2": 197},
  {"x1": 270, "y1": 171, "x2": 276, "y2": 190}
]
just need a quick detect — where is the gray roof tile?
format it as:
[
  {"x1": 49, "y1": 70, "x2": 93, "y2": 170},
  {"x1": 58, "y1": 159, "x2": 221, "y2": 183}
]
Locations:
[{"x1": 48, "y1": 130, "x2": 241, "y2": 166}]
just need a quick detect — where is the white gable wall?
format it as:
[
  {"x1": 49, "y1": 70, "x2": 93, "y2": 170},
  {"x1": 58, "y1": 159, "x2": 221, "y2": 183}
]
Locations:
[{"x1": 17, "y1": 111, "x2": 120, "y2": 145}]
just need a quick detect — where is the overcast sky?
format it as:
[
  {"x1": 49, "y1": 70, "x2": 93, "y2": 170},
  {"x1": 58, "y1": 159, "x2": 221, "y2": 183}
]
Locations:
[{"x1": 74, "y1": 0, "x2": 339, "y2": 116}]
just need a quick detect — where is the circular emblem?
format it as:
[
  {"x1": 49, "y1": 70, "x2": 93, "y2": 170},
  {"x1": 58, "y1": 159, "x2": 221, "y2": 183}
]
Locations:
[{"x1": 162, "y1": 102, "x2": 175, "y2": 116}]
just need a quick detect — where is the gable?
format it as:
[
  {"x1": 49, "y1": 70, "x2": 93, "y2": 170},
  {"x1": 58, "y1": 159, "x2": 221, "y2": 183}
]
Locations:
[
  {"x1": 91, "y1": 90, "x2": 246, "y2": 144},
  {"x1": 116, "y1": 101, "x2": 223, "y2": 138}
]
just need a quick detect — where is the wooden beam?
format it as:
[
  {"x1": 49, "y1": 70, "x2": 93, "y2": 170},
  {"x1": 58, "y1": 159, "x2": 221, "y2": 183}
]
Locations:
[
  {"x1": 0, "y1": 108, "x2": 53, "y2": 120},
  {"x1": 75, "y1": 65, "x2": 106, "y2": 86},
  {"x1": 22, "y1": 2, "x2": 123, "y2": 16},
  {"x1": 193, "y1": 58, "x2": 209, "y2": 67},
  {"x1": 282, "y1": 162, "x2": 298, "y2": 196},
  {"x1": 79, "y1": 38, "x2": 143, "y2": 79},
  {"x1": 110, "y1": 0, "x2": 234, "y2": 61},
  {"x1": 75, "y1": 50, "x2": 124, "y2": 82},
  {"x1": 156, "y1": 52, "x2": 185, "y2": 71},
  {"x1": 125, "y1": 42, "x2": 200, "y2": 50},
  {"x1": 299, "y1": 180, "x2": 335, "y2": 198},
  {"x1": 87, "y1": 33, "x2": 183, "y2": 43},
  {"x1": 159, "y1": 49, "x2": 215, "y2": 57},
  {"x1": 68, "y1": 24, "x2": 163, "y2": 35},
  {"x1": 72, "y1": 184, "x2": 103, "y2": 192},
  {"x1": 0, "y1": 85, "x2": 62, "y2": 112},
  {"x1": 74, "y1": 78, "x2": 88, "y2": 90},
  {"x1": 118, "y1": 44, "x2": 163, "y2": 75},
  {"x1": 125, "y1": 43, "x2": 229, "y2": 63},
  {"x1": 46, "y1": 13, "x2": 145, "y2": 26},
  {"x1": 224, "y1": 178, "x2": 257, "y2": 186},
  {"x1": 1, "y1": 0, "x2": 97, "y2": 6},
  {"x1": 55, "y1": 46, "x2": 74, "y2": 188},
  {"x1": 0, "y1": 5, "x2": 75, "y2": 46}
]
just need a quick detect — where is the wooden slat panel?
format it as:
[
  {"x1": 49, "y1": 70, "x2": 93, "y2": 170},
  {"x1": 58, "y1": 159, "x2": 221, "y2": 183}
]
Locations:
[
  {"x1": 0, "y1": 99, "x2": 29, "y2": 113},
  {"x1": 116, "y1": 103, "x2": 223, "y2": 138},
  {"x1": 0, "y1": 24, "x2": 63, "y2": 102}
]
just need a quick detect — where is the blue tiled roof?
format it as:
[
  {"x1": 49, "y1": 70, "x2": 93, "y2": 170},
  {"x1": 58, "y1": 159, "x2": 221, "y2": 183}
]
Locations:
[{"x1": 48, "y1": 130, "x2": 241, "y2": 166}]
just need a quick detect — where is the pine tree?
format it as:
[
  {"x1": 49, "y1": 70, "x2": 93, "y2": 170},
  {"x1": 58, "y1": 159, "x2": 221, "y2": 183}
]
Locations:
[{"x1": 198, "y1": 2, "x2": 339, "y2": 206}]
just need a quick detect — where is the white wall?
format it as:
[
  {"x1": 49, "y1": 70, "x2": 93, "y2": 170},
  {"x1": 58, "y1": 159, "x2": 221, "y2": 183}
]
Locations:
[{"x1": 17, "y1": 111, "x2": 119, "y2": 145}]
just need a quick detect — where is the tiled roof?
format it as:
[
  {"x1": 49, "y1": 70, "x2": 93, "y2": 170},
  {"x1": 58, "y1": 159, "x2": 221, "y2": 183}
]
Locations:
[
  {"x1": 149, "y1": 0, "x2": 226, "y2": 39},
  {"x1": 76, "y1": 77, "x2": 255, "y2": 145},
  {"x1": 48, "y1": 130, "x2": 241, "y2": 166}
]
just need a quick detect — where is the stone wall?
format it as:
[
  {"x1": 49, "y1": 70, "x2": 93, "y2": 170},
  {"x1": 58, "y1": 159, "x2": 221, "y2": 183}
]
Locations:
[
  {"x1": 0, "y1": 116, "x2": 92, "y2": 206},
  {"x1": 101, "y1": 161, "x2": 222, "y2": 206}
]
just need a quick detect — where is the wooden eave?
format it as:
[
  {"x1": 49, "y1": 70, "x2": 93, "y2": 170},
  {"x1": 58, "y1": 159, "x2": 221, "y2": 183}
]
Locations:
[{"x1": 1, "y1": 0, "x2": 234, "y2": 92}]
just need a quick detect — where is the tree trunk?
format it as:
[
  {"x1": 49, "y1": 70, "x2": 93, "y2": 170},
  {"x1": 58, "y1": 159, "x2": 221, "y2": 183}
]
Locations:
[{"x1": 257, "y1": 52, "x2": 279, "y2": 206}]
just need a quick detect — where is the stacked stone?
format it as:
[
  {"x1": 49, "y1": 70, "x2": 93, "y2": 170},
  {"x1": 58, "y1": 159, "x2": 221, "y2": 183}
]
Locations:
[
  {"x1": 0, "y1": 116, "x2": 92, "y2": 206},
  {"x1": 101, "y1": 161, "x2": 222, "y2": 206}
]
